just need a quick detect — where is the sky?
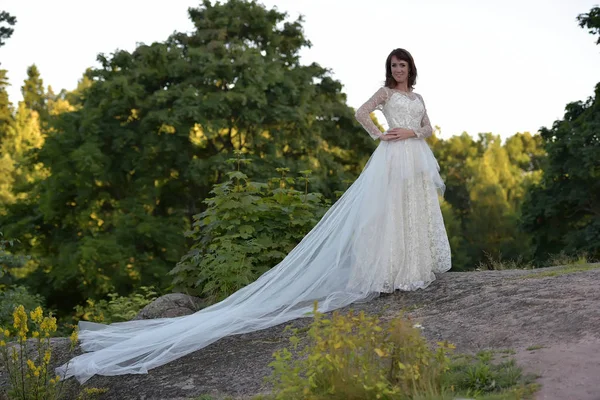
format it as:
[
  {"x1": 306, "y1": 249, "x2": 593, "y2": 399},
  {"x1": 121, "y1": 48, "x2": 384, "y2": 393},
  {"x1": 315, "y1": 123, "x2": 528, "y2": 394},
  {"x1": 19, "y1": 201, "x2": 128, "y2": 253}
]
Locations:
[{"x1": 1, "y1": 0, "x2": 599, "y2": 139}]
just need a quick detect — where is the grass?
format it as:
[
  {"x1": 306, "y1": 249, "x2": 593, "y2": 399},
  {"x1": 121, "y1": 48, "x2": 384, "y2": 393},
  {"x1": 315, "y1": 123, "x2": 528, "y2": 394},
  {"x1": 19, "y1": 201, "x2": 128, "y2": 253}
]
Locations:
[
  {"x1": 546, "y1": 252, "x2": 591, "y2": 267},
  {"x1": 516, "y1": 263, "x2": 600, "y2": 280},
  {"x1": 525, "y1": 345, "x2": 545, "y2": 351},
  {"x1": 445, "y1": 351, "x2": 539, "y2": 400},
  {"x1": 477, "y1": 253, "x2": 534, "y2": 271}
]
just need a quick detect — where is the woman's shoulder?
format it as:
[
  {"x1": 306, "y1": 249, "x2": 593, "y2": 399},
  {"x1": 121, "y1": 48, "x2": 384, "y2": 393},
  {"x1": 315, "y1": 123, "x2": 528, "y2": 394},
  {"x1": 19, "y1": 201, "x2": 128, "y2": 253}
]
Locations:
[{"x1": 412, "y1": 91, "x2": 425, "y2": 101}]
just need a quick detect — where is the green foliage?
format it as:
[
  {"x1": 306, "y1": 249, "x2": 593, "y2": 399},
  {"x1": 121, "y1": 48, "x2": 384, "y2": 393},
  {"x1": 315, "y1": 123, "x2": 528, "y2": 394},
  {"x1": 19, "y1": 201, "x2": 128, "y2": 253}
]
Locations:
[
  {"x1": 577, "y1": 6, "x2": 600, "y2": 45},
  {"x1": 0, "y1": 69, "x2": 14, "y2": 177},
  {"x1": 0, "y1": 304, "x2": 105, "y2": 400},
  {"x1": 73, "y1": 286, "x2": 158, "y2": 324},
  {"x1": 0, "y1": 101, "x2": 48, "y2": 211},
  {"x1": 517, "y1": 263, "x2": 599, "y2": 280},
  {"x1": 546, "y1": 251, "x2": 590, "y2": 267},
  {"x1": 267, "y1": 303, "x2": 454, "y2": 400},
  {"x1": 0, "y1": 286, "x2": 43, "y2": 330},
  {"x1": 266, "y1": 305, "x2": 537, "y2": 400},
  {"x1": 21, "y1": 65, "x2": 47, "y2": 123},
  {"x1": 521, "y1": 9, "x2": 600, "y2": 263},
  {"x1": 521, "y1": 83, "x2": 600, "y2": 262},
  {"x1": 0, "y1": 10, "x2": 16, "y2": 48},
  {"x1": 430, "y1": 131, "x2": 544, "y2": 270},
  {"x1": 0, "y1": 0, "x2": 373, "y2": 315},
  {"x1": 171, "y1": 153, "x2": 328, "y2": 302},
  {"x1": 445, "y1": 352, "x2": 538, "y2": 399},
  {"x1": 1, "y1": 305, "x2": 69, "y2": 399},
  {"x1": 1, "y1": 232, "x2": 30, "y2": 273},
  {"x1": 476, "y1": 253, "x2": 533, "y2": 271}
]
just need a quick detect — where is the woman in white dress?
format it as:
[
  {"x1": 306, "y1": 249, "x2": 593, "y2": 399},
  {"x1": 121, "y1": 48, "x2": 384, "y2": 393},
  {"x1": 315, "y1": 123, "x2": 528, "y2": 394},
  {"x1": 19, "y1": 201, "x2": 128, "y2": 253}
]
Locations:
[{"x1": 58, "y1": 48, "x2": 451, "y2": 383}]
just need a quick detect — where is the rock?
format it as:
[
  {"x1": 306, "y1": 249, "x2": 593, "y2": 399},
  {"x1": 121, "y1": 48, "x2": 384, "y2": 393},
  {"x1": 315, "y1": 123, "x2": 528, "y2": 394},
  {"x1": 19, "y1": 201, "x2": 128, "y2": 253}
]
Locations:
[{"x1": 133, "y1": 293, "x2": 204, "y2": 320}]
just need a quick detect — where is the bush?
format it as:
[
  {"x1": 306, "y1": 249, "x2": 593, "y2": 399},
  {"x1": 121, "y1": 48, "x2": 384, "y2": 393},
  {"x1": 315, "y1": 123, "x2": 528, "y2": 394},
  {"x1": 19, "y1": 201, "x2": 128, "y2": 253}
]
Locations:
[
  {"x1": 0, "y1": 286, "x2": 44, "y2": 330},
  {"x1": 170, "y1": 152, "x2": 329, "y2": 303},
  {"x1": 73, "y1": 286, "x2": 158, "y2": 324},
  {"x1": 0, "y1": 305, "x2": 107, "y2": 400},
  {"x1": 266, "y1": 303, "x2": 454, "y2": 400},
  {"x1": 546, "y1": 251, "x2": 591, "y2": 267},
  {"x1": 0, "y1": 232, "x2": 30, "y2": 274},
  {"x1": 264, "y1": 304, "x2": 538, "y2": 400},
  {"x1": 0, "y1": 305, "x2": 76, "y2": 399}
]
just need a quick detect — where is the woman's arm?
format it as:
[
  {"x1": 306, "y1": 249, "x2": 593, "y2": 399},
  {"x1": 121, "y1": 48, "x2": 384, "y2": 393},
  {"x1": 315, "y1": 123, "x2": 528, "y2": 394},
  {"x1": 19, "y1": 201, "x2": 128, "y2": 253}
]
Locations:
[
  {"x1": 354, "y1": 87, "x2": 389, "y2": 140},
  {"x1": 413, "y1": 93, "x2": 433, "y2": 139}
]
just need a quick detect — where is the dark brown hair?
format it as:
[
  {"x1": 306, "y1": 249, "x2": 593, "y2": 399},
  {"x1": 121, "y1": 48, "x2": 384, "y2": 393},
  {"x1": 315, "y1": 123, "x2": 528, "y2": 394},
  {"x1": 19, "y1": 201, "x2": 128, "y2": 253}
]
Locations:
[{"x1": 384, "y1": 48, "x2": 417, "y2": 90}]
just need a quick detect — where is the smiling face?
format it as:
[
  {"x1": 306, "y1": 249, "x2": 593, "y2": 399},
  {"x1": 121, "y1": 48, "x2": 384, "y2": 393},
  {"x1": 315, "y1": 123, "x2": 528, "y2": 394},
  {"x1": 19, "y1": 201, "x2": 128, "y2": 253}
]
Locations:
[
  {"x1": 385, "y1": 48, "x2": 417, "y2": 90},
  {"x1": 390, "y1": 55, "x2": 410, "y2": 85}
]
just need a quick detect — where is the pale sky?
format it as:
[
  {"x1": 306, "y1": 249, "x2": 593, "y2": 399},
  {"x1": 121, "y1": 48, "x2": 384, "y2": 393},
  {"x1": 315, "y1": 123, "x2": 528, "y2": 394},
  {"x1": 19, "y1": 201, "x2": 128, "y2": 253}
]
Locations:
[{"x1": 1, "y1": 0, "x2": 599, "y2": 139}]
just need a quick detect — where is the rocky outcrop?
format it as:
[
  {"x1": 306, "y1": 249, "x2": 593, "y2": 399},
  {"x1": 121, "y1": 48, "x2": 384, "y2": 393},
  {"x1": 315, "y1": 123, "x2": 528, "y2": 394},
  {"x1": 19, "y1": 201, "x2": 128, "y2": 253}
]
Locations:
[
  {"x1": 133, "y1": 293, "x2": 204, "y2": 320},
  {"x1": 10, "y1": 265, "x2": 600, "y2": 400}
]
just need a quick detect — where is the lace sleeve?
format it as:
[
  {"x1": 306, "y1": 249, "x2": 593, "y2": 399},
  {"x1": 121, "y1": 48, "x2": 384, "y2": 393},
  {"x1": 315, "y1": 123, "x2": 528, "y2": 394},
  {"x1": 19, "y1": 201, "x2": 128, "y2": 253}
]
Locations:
[
  {"x1": 355, "y1": 87, "x2": 389, "y2": 140},
  {"x1": 414, "y1": 93, "x2": 433, "y2": 139}
]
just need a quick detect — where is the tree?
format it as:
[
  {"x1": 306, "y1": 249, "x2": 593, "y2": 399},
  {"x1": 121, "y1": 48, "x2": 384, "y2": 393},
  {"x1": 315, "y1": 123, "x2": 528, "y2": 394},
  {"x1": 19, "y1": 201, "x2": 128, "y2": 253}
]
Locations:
[
  {"x1": 2, "y1": 0, "x2": 375, "y2": 313},
  {"x1": 0, "y1": 11, "x2": 16, "y2": 49},
  {"x1": 0, "y1": 69, "x2": 12, "y2": 139},
  {"x1": 0, "y1": 70, "x2": 14, "y2": 210},
  {"x1": 0, "y1": 11, "x2": 16, "y2": 207},
  {"x1": 430, "y1": 132, "x2": 482, "y2": 220},
  {"x1": 521, "y1": 84, "x2": 600, "y2": 260},
  {"x1": 21, "y1": 65, "x2": 47, "y2": 121},
  {"x1": 577, "y1": 6, "x2": 600, "y2": 45},
  {"x1": 465, "y1": 136, "x2": 531, "y2": 261},
  {"x1": 522, "y1": 6, "x2": 600, "y2": 261}
]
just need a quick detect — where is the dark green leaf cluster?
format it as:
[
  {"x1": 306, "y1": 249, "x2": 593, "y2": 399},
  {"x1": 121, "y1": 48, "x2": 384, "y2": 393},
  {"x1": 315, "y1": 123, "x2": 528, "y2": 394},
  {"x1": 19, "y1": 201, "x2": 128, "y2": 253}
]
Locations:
[{"x1": 521, "y1": 83, "x2": 600, "y2": 261}]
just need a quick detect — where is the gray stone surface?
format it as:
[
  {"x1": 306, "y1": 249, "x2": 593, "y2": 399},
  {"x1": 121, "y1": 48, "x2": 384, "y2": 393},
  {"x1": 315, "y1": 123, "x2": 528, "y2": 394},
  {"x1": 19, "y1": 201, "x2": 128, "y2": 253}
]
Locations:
[{"x1": 133, "y1": 293, "x2": 204, "y2": 320}]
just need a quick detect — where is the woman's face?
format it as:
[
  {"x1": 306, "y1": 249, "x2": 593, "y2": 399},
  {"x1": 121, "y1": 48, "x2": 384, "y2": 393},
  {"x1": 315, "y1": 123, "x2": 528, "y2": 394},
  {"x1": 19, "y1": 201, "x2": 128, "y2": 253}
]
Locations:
[{"x1": 390, "y1": 55, "x2": 409, "y2": 85}]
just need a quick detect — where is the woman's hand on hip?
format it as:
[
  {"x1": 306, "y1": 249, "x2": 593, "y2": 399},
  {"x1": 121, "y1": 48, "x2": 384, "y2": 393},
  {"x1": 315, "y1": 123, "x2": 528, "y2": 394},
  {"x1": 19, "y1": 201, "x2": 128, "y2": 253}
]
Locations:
[{"x1": 385, "y1": 128, "x2": 416, "y2": 140}]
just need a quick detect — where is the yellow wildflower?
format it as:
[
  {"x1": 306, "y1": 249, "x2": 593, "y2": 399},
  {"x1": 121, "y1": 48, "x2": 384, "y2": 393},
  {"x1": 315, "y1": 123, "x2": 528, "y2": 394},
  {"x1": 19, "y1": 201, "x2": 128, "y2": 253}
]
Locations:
[
  {"x1": 27, "y1": 359, "x2": 36, "y2": 371},
  {"x1": 70, "y1": 329, "x2": 79, "y2": 346},
  {"x1": 43, "y1": 350, "x2": 51, "y2": 364},
  {"x1": 40, "y1": 316, "x2": 57, "y2": 334},
  {"x1": 32, "y1": 331, "x2": 39, "y2": 338},
  {"x1": 0, "y1": 340, "x2": 5, "y2": 347},
  {"x1": 34, "y1": 370, "x2": 40, "y2": 377},
  {"x1": 12, "y1": 305, "x2": 28, "y2": 335},
  {"x1": 3, "y1": 329, "x2": 9, "y2": 337},
  {"x1": 30, "y1": 306, "x2": 43, "y2": 324}
]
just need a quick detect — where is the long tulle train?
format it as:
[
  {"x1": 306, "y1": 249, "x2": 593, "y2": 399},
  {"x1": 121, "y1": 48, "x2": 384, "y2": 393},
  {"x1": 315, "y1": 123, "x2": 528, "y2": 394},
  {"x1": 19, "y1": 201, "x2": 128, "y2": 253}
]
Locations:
[{"x1": 57, "y1": 138, "x2": 450, "y2": 383}]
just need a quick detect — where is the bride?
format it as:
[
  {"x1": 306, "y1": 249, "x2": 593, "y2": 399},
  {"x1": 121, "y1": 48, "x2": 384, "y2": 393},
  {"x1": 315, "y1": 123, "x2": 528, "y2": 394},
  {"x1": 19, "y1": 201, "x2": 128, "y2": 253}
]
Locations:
[{"x1": 58, "y1": 48, "x2": 451, "y2": 383}]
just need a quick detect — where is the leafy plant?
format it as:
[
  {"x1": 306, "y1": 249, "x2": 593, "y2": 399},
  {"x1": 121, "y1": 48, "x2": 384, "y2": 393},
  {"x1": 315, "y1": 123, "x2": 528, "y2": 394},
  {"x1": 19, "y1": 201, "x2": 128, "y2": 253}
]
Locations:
[
  {"x1": 0, "y1": 305, "x2": 76, "y2": 399},
  {"x1": 73, "y1": 286, "x2": 158, "y2": 324},
  {"x1": 170, "y1": 152, "x2": 329, "y2": 303},
  {"x1": 267, "y1": 303, "x2": 454, "y2": 400},
  {"x1": 0, "y1": 304, "x2": 107, "y2": 399},
  {"x1": 264, "y1": 306, "x2": 538, "y2": 400},
  {"x1": 476, "y1": 252, "x2": 534, "y2": 271},
  {"x1": 0, "y1": 286, "x2": 44, "y2": 329},
  {"x1": 445, "y1": 354, "x2": 537, "y2": 398},
  {"x1": 0, "y1": 232, "x2": 30, "y2": 278},
  {"x1": 546, "y1": 251, "x2": 591, "y2": 267}
]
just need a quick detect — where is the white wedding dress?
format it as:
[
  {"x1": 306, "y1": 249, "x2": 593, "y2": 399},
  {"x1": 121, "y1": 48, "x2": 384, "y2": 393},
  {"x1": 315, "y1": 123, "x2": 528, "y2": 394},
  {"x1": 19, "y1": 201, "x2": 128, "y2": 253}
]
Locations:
[{"x1": 57, "y1": 86, "x2": 451, "y2": 383}]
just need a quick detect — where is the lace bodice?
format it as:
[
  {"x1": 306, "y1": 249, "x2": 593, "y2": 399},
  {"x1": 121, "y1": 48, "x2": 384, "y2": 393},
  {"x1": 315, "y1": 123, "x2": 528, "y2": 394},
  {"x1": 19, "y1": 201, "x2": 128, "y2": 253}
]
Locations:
[{"x1": 355, "y1": 87, "x2": 433, "y2": 140}]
